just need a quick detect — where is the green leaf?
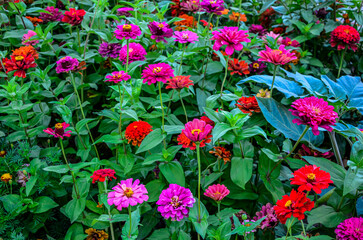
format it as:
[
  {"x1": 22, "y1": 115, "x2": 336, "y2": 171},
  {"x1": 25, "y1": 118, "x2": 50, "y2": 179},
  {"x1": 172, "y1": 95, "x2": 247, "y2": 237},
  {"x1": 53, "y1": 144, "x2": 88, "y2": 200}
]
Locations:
[
  {"x1": 76, "y1": 118, "x2": 95, "y2": 133},
  {"x1": 65, "y1": 223, "x2": 86, "y2": 240},
  {"x1": 189, "y1": 199, "x2": 209, "y2": 239},
  {"x1": 159, "y1": 161, "x2": 185, "y2": 187},
  {"x1": 0, "y1": 194, "x2": 21, "y2": 213},
  {"x1": 136, "y1": 128, "x2": 165, "y2": 154},
  {"x1": 145, "y1": 180, "x2": 166, "y2": 202},
  {"x1": 230, "y1": 157, "x2": 253, "y2": 189},
  {"x1": 65, "y1": 198, "x2": 86, "y2": 223},
  {"x1": 212, "y1": 123, "x2": 236, "y2": 144},
  {"x1": 122, "y1": 208, "x2": 140, "y2": 240},
  {"x1": 307, "y1": 205, "x2": 345, "y2": 228},
  {"x1": 43, "y1": 164, "x2": 69, "y2": 174},
  {"x1": 26, "y1": 175, "x2": 38, "y2": 196},
  {"x1": 31, "y1": 196, "x2": 59, "y2": 214},
  {"x1": 94, "y1": 134, "x2": 123, "y2": 145}
]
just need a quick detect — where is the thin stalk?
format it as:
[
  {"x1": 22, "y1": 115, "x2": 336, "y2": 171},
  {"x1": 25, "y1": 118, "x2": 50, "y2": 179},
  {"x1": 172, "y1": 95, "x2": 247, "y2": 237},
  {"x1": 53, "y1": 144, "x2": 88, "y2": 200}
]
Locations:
[
  {"x1": 18, "y1": 111, "x2": 31, "y2": 147},
  {"x1": 337, "y1": 48, "x2": 347, "y2": 78},
  {"x1": 217, "y1": 202, "x2": 221, "y2": 215},
  {"x1": 270, "y1": 65, "x2": 278, "y2": 97},
  {"x1": 329, "y1": 131, "x2": 344, "y2": 167},
  {"x1": 103, "y1": 181, "x2": 115, "y2": 240},
  {"x1": 220, "y1": 55, "x2": 230, "y2": 108},
  {"x1": 82, "y1": 0, "x2": 101, "y2": 59},
  {"x1": 196, "y1": 143, "x2": 201, "y2": 223},
  {"x1": 179, "y1": 91, "x2": 188, "y2": 122},
  {"x1": 178, "y1": 44, "x2": 186, "y2": 75},
  {"x1": 77, "y1": 27, "x2": 81, "y2": 52},
  {"x1": 158, "y1": 82, "x2": 166, "y2": 148},
  {"x1": 301, "y1": 220, "x2": 306, "y2": 237},
  {"x1": 117, "y1": 83, "x2": 127, "y2": 155},
  {"x1": 337, "y1": 195, "x2": 345, "y2": 211},
  {"x1": 166, "y1": 89, "x2": 175, "y2": 115},
  {"x1": 237, "y1": 0, "x2": 242, "y2": 28},
  {"x1": 10, "y1": 0, "x2": 26, "y2": 29},
  {"x1": 285, "y1": 218, "x2": 295, "y2": 240},
  {"x1": 126, "y1": 39, "x2": 130, "y2": 72},
  {"x1": 128, "y1": 206, "x2": 132, "y2": 237}
]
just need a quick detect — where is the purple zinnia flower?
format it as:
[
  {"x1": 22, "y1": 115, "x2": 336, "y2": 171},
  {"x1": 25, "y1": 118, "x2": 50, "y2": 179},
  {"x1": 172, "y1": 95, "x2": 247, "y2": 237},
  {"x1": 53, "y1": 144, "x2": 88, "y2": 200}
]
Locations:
[
  {"x1": 156, "y1": 184, "x2": 195, "y2": 221},
  {"x1": 248, "y1": 24, "x2": 267, "y2": 36},
  {"x1": 40, "y1": 6, "x2": 63, "y2": 23},
  {"x1": 105, "y1": 71, "x2": 131, "y2": 83},
  {"x1": 248, "y1": 61, "x2": 267, "y2": 74},
  {"x1": 335, "y1": 217, "x2": 363, "y2": 240},
  {"x1": 181, "y1": 0, "x2": 201, "y2": 12},
  {"x1": 211, "y1": 27, "x2": 251, "y2": 55},
  {"x1": 200, "y1": 0, "x2": 225, "y2": 15},
  {"x1": 114, "y1": 24, "x2": 142, "y2": 40},
  {"x1": 98, "y1": 42, "x2": 122, "y2": 59},
  {"x1": 173, "y1": 30, "x2": 199, "y2": 44},
  {"x1": 141, "y1": 63, "x2": 174, "y2": 85},
  {"x1": 253, "y1": 203, "x2": 278, "y2": 229},
  {"x1": 117, "y1": 7, "x2": 134, "y2": 17},
  {"x1": 56, "y1": 56, "x2": 79, "y2": 73},
  {"x1": 148, "y1": 21, "x2": 173, "y2": 43},
  {"x1": 119, "y1": 42, "x2": 147, "y2": 64}
]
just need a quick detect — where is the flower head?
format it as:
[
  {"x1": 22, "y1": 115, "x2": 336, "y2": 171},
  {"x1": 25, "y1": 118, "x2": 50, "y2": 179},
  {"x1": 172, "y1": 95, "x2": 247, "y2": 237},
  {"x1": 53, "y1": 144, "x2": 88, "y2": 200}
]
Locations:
[
  {"x1": 56, "y1": 56, "x2": 79, "y2": 73},
  {"x1": 290, "y1": 165, "x2": 333, "y2": 194},
  {"x1": 62, "y1": 8, "x2": 86, "y2": 26},
  {"x1": 253, "y1": 203, "x2": 278, "y2": 229},
  {"x1": 43, "y1": 122, "x2": 72, "y2": 139},
  {"x1": 148, "y1": 21, "x2": 173, "y2": 43},
  {"x1": 209, "y1": 146, "x2": 231, "y2": 164},
  {"x1": 211, "y1": 27, "x2": 250, "y2": 56},
  {"x1": 282, "y1": 37, "x2": 300, "y2": 47},
  {"x1": 236, "y1": 96, "x2": 260, "y2": 115},
  {"x1": 273, "y1": 189, "x2": 314, "y2": 224},
  {"x1": 229, "y1": 12, "x2": 247, "y2": 22},
  {"x1": 1, "y1": 173, "x2": 12, "y2": 183},
  {"x1": 200, "y1": 116, "x2": 215, "y2": 127},
  {"x1": 166, "y1": 75, "x2": 194, "y2": 89},
  {"x1": 248, "y1": 24, "x2": 267, "y2": 36},
  {"x1": 114, "y1": 24, "x2": 142, "y2": 40},
  {"x1": 105, "y1": 71, "x2": 131, "y2": 83},
  {"x1": 258, "y1": 8, "x2": 275, "y2": 27},
  {"x1": 180, "y1": 0, "x2": 201, "y2": 12},
  {"x1": 258, "y1": 45, "x2": 297, "y2": 65},
  {"x1": 116, "y1": 7, "x2": 133, "y2": 17},
  {"x1": 156, "y1": 184, "x2": 195, "y2": 221},
  {"x1": 119, "y1": 42, "x2": 147, "y2": 64},
  {"x1": 0, "y1": 150, "x2": 6, "y2": 158},
  {"x1": 182, "y1": 118, "x2": 213, "y2": 143},
  {"x1": 330, "y1": 25, "x2": 360, "y2": 51},
  {"x1": 248, "y1": 61, "x2": 267, "y2": 75},
  {"x1": 204, "y1": 184, "x2": 230, "y2": 202},
  {"x1": 200, "y1": 0, "x2": 225, "y2": 15},
  {"x1": 125, "y1": 121, "x2": 153, "y2": 146},
  {"x1": 3, "y1": 54, "x2": 37, "y2": 78},
  {"x1": 91, "y1": 169, "x2": 116, "y2": 184},
  {"x1": 40, "y1": 6, "x2": 64, "y2": 22},
  {"x1": 228, "y1": 58, "x2": 250, "y2": 76},
  {"x1": 200, "y1": 19, "x2": 213, "y2": 30},
  {"x1": 262, "y1": 31, "x2": 283, "y2": 44},
  {"x1": 256, "y1": 89, "x2": 270, "y2": 98},
  {"x1": 295, "y1": 144, "x2": 334, "y2": 160},
  {"x1": 171, "y1": 0, "x2": 185, "y2": 16},
  {"x1": 173, "y1": 30, "x2": 199, "y2": 44},
  {"x1": 98, "y1": 42, "x2": 122, "y2": 59},
  {"x1": 17, "y1": 170, "x2": 30, "y2": 187},
  {"x1": 12, "y1": 46, "x2": 39, "y2": 60},
  {"x1": 174, "y1": 14, "x2": 196, "y2": 31},
  {"x1": 335, "y1": 217, "x2": 363, "y2": 240},
  {"x1": 85, "y1": 228, "x2": 109, "y2": 240},
  {"x1": 107, "y1": 178, "x2": 148, "y2": 211},
  {"x1": 22, "y1": 30, "x2": 39, "y2": 46},
  {"x1": 289, "y1": 96, "x2": 338, "y2": 135},
  {"x1": 25, "y1": 16, "x2": 43, "y2": 26},
  {"x1": 141, "y1": 63, "x2": 174, "y2": 85}
]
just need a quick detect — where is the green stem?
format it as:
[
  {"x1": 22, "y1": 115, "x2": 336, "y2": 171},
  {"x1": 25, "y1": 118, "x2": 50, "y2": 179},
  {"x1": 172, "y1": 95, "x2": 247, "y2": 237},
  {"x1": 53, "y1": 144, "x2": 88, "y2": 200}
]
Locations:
[
  {"x1": 337, "y1": 195, "x2": 345, "y2": 211},
  {"x1": 158, "y1": 82, "x2": 166, "y2": 148},
  {"x1": 179, "y1": 91, "x2": 188, "y2": 122},
  {"x1": 196, "y1": 143, "x2": 201, "y2": 223},
  {"x1": 178, "y1": 44, "x2": 186, "y2": 75},
  {"x1": 18, "y1": 111, "x2": 32, "y2": 147},
  {"x1": 217, "y1": 202, "x2": 221, "y2": 215},
  {"x1": 10, "y1": 0, "x2": 26, "y2": 29},
  {"x1": 220, "y1": 55, "x2": 230, "y2": 108},
  {"x1": 285, "y1": 218, "x2": 295, "y2": 240},
  {"x1": 301, "y1": 220, "x2": 306, "y2": 237},
  {"x1": 166, "y1": 89, "x2": 175, "y2": 115},
  {"x1": 237, "y1": 0, "x2": 242, "y2": 28},
  {"x1": 117, "y1": 83, "x2": 127, "y2": 158},
  {"x1": 128, "y1": 206, "x2": 132, "y2": 237},
  {"x1": 270, "y1": 65, "x2": 278, "y2": 98},
  {"x1": 103, "y1": 181, "x2": 115, "y2": 240},
  {"x1": 337, "y1": 48, "x2": 347, "y2": 78},
  {"x1": 77, "y1": 27, "x2": 81, "y2": 53},
  {"x1": 329, "y1": 131, "x2": 344, "y2": 167},
  {"x1": 60, "y1": 139, "x2": 80, "y2": 199}
]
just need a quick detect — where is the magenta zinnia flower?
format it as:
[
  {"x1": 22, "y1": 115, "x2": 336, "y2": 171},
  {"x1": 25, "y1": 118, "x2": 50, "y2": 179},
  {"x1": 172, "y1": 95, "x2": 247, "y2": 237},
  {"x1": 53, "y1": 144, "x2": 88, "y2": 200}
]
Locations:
[
  {"x1": 182, "y1": 118, "x2": 213, "y2": 143},
  {"x1": 22, "y1": 30, "x2": 39, "y2": 46},
  {"x1": 335, "y1": 217, "x2": 363, "y2": 240},
  {"x1": 141, "y1": 63, "x2": 174, "y2": 85},
  {"x1": 98, "y1": 42, "x2": 122, "y2": 59},
  {"x1": 148, "y1": 21, "x2": 173, "y2": 43},
  {"x1": 39, "y1": 6, "x2": 63, "y2": 23},
  {"x1": 257, "y1": 45, "x2": 297, "y2": 65},
  {"x1": 253, "y1": 203, "x2": 278, "y2": 229},
  {"x1": 211, "y1": 27, "x2": 250, "y2": 56},
  {"x1": 56, "y1": 56, "x2": 79, "y2": 73},
  {"x1": 200, "y1": 0, "x2": 225, "y2": 15},
  {"x1": 282, "y1": 37, "x2": 300, "y2": 47},
  {"x1": 289, "y1": 96, "x2": 338, "y2": 136},
  {"x1": 114, "y1": 24, "x2": 142, "y2": 40},
  {"x1": 248, "y1": 24, "x2": 267, "y2": 36},
  {"x1": 156, "y1": 184, "x2": 195, "y2": 221},
  {"x1": 262, "y1": 31, "x2": 283, "y2": 44},
  {"x1": 105, "y1": 71, "x2": 131, "y2": 83},
  {"x1": 43, "y1": 122, "x2": 72, "y2": 139},
  {"x1": 119, "y1": 42, "x2": 147, "y2": 64},
  {"x1": 204, "y1": 184, "x2": 229, "y2": 202},
  {"x1": 173, "y1": 31, "x2": 199, "y2": 44},
  {"x1": 107, "y1": 178, "x2": 149, "y2": 211},
  {"x1": 181, "y1": 0, "x2": 201, "y2": 12},
  {"x1": 117, "y1": 7, "x2": 133, "y2": 17}
]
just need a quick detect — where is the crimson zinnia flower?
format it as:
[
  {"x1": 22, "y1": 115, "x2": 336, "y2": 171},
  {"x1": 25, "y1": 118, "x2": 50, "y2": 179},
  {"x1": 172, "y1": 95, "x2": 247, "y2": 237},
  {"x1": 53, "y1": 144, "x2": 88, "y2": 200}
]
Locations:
[
  {"x1": 236, "y1": 96, "x2": 261, "y2": 115},
  {"x1": 90, "y1": 169, "x2": 116, "y2": 183},
  {"x1": 3, "y1": 54, "x2": 37, "y2": 78},
  {"x1": 273, "y1": 189, "x2": 314, "y2": 224},
  {"x1": 330, "y1": 25, "x2": 360, "y2": 51},
  {"x1": 200, "y1": 116, "x2": 215, "y2": 127},
  {"x1": 125, "y1": 121, "x2": 153, "y2": 146},
  {"x1": 166, "y1": 75, "x2": 194, "y2": 89},
  {"x1": 290, "y1": 165, "x2": 333, "y2": 194},
  {"x1": 62, "y1": 8, "x2": 86, "y2": 26},
  {"x1": 211, "y1": 27, "x2": 250, "y2": 56},
  {"x1": 228, "y1": 58, "x2": 250, "y2": 76}
]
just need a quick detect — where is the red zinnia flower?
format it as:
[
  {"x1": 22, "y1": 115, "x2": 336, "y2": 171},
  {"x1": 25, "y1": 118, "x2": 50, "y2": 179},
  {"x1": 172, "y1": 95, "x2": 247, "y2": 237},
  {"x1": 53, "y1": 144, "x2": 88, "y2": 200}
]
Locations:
[
  {"x1": 177, "y1": 131, "x2": 211, "y2": 150},
  {"x1": 236, "y1": 96, "x2": 261, "y2": 115},
  {"x1": 12, "y1": 46, "x2": 39, "y2": 60},
  {"x1": 330, "y1": 25, "x2": 360, "y2": 51},
  {"x1": 62, "y1": 8, "x2": 86, "y2": 26},
  {"x1": 290, "y1": 165, "x2": 333, "y2": 194},
  {"x1": 3, "y1": 54, "x2": 37, "y2": 78},
  {"x1": 90, "y1": 169, "x2": 116, "y2": 183},
  {"x1": 200, "y1": 19, "x2": 213, "y2": 30},
  {"x1": 166, "y1": 75, "x2": 194, "y2": 89},
  {"x1": 200, "y1": 116, "x2": 215, "y2": 127},
  {"x1": 273, "y1": 26, "x2": 285, "y2": 34},
  {"x1": 125, "y1": 121, "x2": 153, "y2": 146},
  {"x1": 228, "y1": 58, "x2": 250, "y2": 76},
  {"x1": 274, "y1": 189, "x2": 314, "y2": 224}
]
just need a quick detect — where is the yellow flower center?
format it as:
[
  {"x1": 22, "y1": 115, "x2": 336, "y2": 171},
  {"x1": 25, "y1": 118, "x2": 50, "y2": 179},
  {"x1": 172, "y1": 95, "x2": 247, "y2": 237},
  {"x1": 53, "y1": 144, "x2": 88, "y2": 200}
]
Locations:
[
  {"x1": 123, "y1": 24, "x2": 132, "y2": 31},
  {"x1": 158, "y1": 23, "x2": 164, "y2": 28},
  {"x1": 129, "y1": 48, "x2": 134, "y2": 53},
  {"x1": 312, "y1": 107, "x2": 321, "y2": 113},
  {"x1": 15, "y1": 56, "x2": 24, "y2": 61},
  {"x1": 285, "y1": 200, "x2": 292, "y2": 208},
  {"x1": 55, "y1": 123, "x2": 63, "y2": 129},
  {"x1": 191, "y1": 129, "x2": 202, "y2": 134},
  {"x1": 273, "y1": 50, "x2": 283, "y2": 54},
  {"x1": 153, "y1": 67, "x2": 162, "y2": 73},
  {"x1": 124, "y1": 187, "x2": 134, "y2": 197},
  {"x1": 253, "y1": 63, "x2": 259, "y2": 69},
  {"x1": 344, "y1": 29, "x2": 350, "y2": 34},
  {"x1": 307, "y1": 173, "x2": 316, "y2": 181},
  {"x1": 288, "y1": 41, "x2": 292, "y2": 45},
  {"x1": 182, "y1": 33, "x2": 189, "y2": 39}
]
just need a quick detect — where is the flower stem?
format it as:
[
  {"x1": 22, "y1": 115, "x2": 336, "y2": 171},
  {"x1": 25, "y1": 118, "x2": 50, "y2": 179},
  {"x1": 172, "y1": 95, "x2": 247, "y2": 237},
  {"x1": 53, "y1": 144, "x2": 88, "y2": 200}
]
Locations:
[
  {"x1": 166, "y1": 89, "x2": 175, "y2": 115},
  {"x1": 82, "y1": 0, "x2": 101, "y2": 59},
  {"x1": 220, "y1": 55, "x2": 230, "y2": 108},
  {"x1": 270, "y1": 65, "x2": 278, "y2": 98},
  {"x1": 103, "y1": 181, "x2": 115, "y2": 240},
  {"x1": 337, "y1": 48, "x2": 347, "y2": 78},
  {"x1": 301, "y1": 220, "x2": 306, "y2": 237},
  {"x1": 17, "y1": 110, "x2": 32, "y2": 147},
  {"x1": 285, "y1": 218, "x2": 295, "y2": 240},
  {"x1": 126, "y1": 39, "x2": 130, "y2": 72},
  {"x1": 128, "y1": 206, "x2": 132, "y2": 238},
  {"x1": 178, "y1": 44, "x2": 186, "y2": 75},
  {"x1": 328, "y1": 131, "x2": 344, "y2": 167},
  {"x1": 179, "y1": 91, "x2": 188, "y2": 122},
  {"x1": 196, "y1": 143, "x2": 201, "y2": 223},
  {"x1": 217, "y1": 202, "x2": 221, "y2": 215},
  {"x1": 158, "y1": 82, "x2": 166, "y2": 148},
  {"x1": 117, "y1": 83, "x2": 127, "y2": 155}
]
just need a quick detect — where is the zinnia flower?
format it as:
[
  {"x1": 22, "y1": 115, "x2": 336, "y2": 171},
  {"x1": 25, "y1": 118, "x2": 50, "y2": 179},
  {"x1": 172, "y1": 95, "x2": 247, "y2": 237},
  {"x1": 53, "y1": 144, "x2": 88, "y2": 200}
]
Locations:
[
  {"x1": 273, "y1": 189, "x2": 314, "y2": 224},
  {"x1": 282, "y1": 37, "x2": 300, "y2": 47},
  {"x1": 171, "y1": 0, "x2": 185, "y2": 16},
  {"x1": 209, "y1": 146, "x2": 231, "y2": 164},
  {"x1": 262, "y1": 31, "x2": 283, "y2": 45},
  {"x1": 119, "y1": 42, "x2": 147, "y2": 64},
  {"x1": 258, "y1": 7, "x2": 275, "y2": 27},
  {"x1": 148, "y1": 21, "x2": 173, "y2": 43},
  {"x1": 248, "y1": 24, "x2": 267, "y2": 36},
  {"x1": 141, "y1": 63, "x2": 174, "y2": 85},
  {"x1": 295, "y1": 144, "x2": 334, "y2": 160},
  {"x1": 211, "y1": 27, "x2": 251, "y2": 56},
  {"x1": 105, "y1": 71, "x2": 131, "y2": 83},
  {"x1": 229, "y1": 12, "x2": 247, "y2": 22},
  {"x1": 200, "y1": 0, "x2": 225, "y2": 15},
  {"x1": 125, "y1": 121, "x2": 153, "y2": 146},
  {"x1": 289, "y1": 96, "x2": 338, "y2": 135},
  {"x1": 166, "y1": 75, "x2": 194, "y2": 89},
  {"x1": 180, "y1": 0, "x2": 200, "y2": 12},
  {"x1": 173, "y1": 30, "x2": 199, "y2": 44},
  {"x1": 114, "y1": 24, "x2": 142, "y2": 40},
  {"x1": 204, "y1": 184, "x2": 230, "y2": 201},
  {"x1": 43, "y1": 122, "x2": 72, "y2": 139},
  {"x1": 62, "y1": 8, "x2": 86, "y2": 26},
  {"x1": 116, "y1": 7, "x2": 133, "y2": 17},
  {"x1": 1, "y1": 173, "x2": 12, "y2": 183},
  {"x1": 258, "y1": 45, "x2": 297, "y2": 65},
  {"x1": 174, "y1": 14, "x2": 196, "y2": 31},
  {"x1": 290, "y1": 165, "x2": 333, "y2": 194},
  {"x1": 248, "y1": 61, "x2": 267, "y2": 74},
  {"x1": 90, "y1": 169, "x2": 117, "y2": 183},
  {"x1": 98, "y1": 42, "x2": 122, "y2": 59},
  {"x1": 273, "y1": 26, "x2": 285, "y2": 34},
  {"x1": 22, "y1": 30, "x2": 39, "y2": 46},
  {"x1": 330, "y1": 25, "x2": 360, "y2": 51},
  {"x1": 156, "y1": 184, "x2": 195, "y2": 221},
  {"x1": 0, "y1": 150, "x2": 6, "y2": 158},
  {"x1": 335, "y1": 217, "x2": 363, "y2": 240},
  {"x1": 85, "y1": 228, "x2": 109, "y2": 240},
  {"x1": 236, "y1": 96, "x2": 261, "y2": 115},
  {"x1": 12, "y1": 46, "x2": 39, "y2": 60},
  {"x1": 17, "y1": 170, "x2": 30, "y2": 187},
  {"x1": 107, "y1": 178, "x2": 148, "y2": 211},
  {"x1": 40, "y1": 6, "x2": 63, "y2": 22},
  {"x1": 56, "y1": 56, "x2": 79, "y2": 73},
  {"x1": 200, "y1": 116, "x2": 215, "y2": 127},
  {"x1": 228, "y1": 58, "x2": 250, "y2": 75},
  {"x1": 253, "y1": 203, "x2": 278, "y2": 229},
  {"x1": 182, "y1": 118, "x2": 213, "y2": 143},
  {"x1": 3, "y1": 54, "x2": 37, "y2": 78},
  {"x1": 25, "y1": 16, "x2": 43, "y2": 26}
]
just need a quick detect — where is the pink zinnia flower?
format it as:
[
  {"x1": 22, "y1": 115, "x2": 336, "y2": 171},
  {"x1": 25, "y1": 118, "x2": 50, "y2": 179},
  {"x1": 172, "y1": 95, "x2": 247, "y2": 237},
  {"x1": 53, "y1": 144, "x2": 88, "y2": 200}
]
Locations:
[
  {"x1": 182, "y1": 118, "x2": 213, "y2": 143},
  {"x1": 335, "y1": 217, "x2": 363, "y2": 240},
  {"x1": 141, "y1": 63, "x2": 174, "y2": 85},
  {"x1": 107, "y1": 178, "x2": 149, "y2": 211},
  {"x1": 257, "y1": 45, "x2": 297, "y2": 65},
  {"x1": 22, "y1": 30, "x2": 39, "y2": 46},
  {"x1": 211, "y1": 27, "x2": 250, "y2": 56},
  {"x1": 330, "y1": 25, "x2": 360, "y2": 52},
  {"x1": 173, "y1": 31, "x2": 199, "y2": 44},
  {"x1": 43, "y1": 122, "x2": 72, "y2": 139},
  {"x1": 39, "y1": 6, "x2": 63, "y2": 23},
  {"x1": 56, "y1": 56, "x2": 79, "y2": 73},
  {"x1": 156, "y1": 184, "x2": 195, "y2": 221},
  {"x1": 117, "y1": 7, "x2": 133, "y2": 17},
  {"x1": 204, "y1": 184, "x2": 230, "y2": 202},
  {"x1": 262, "y1": 31, "x2": 283, "y2": 44},
  {"x1": 282, "y1": 37, "x2": 300, "y2": 47},
  {"x1": 105, "y1": 71, "x2": 131, "y2": 83},
  {"x1": 181, "y1": 0, "x2": 201, "y2": 12},
  {"x1": 249, "y1": 24, "x2": 267, "y2": 36},
  {"x1": 148, "y1": 21, "x2": 173, "y2": 43},
  {"x1": 119, "y1": 42, "x2": 147, "y2": 64},
  {"x1": 289, "y1": 96, "x2": 338, "y2": 135},
  {"x1": 114, "y1": 24, "x2": 142, "y2": 40}
]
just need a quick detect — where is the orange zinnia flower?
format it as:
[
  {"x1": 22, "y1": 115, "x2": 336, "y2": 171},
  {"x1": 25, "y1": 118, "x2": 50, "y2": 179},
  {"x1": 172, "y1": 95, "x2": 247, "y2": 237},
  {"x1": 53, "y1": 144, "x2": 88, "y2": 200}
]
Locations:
[
  {"x1": 12, "y1": 46, "x2": 39, "y2": 60},
  {"x1": 25, "y1": 16, "x2": 43, "y2": 26},
  {"x1": 209, "y1": 146, "x2": 232, "y2": 164},
  {"x1": 174, "y1": 14, "x2": 196, "y2": 31},
  {"x1": 229, "y1": 12, "x2": 247, "y2": 22}
]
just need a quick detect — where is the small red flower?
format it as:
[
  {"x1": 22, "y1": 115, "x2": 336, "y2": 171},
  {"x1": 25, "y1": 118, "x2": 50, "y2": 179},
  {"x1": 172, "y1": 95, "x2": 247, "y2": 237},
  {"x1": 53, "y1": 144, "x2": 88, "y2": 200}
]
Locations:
[
  {"x1": 3, "y1": 54, "x2": 37, "y2": 78},
  {"x1": 177, "y1": 131, "x2": 211, "y2": 150},
  {"x1": 274, "y1": 189, "x2": 314, "y2": 224},
  {"x1": 125, "y1": 121, "x2": 153, "y2": 146},
  {"x1": 330, "y1": 25, "x2": 360, "y2": 51},
  {"x1": 236, "y1": 96, "x2": 261, "y2": 115},
  {"x1": 200, "y1": 116, "x2": 215, "y2": 127},
  {"x1": 228, "y1": 58, "x2": 250, "y2": 76},
  {"x1": 62, "y1": 8, "x2": 86, "y2": 26},
  {"x1": 290, "y1": 165, "x2": 333, "y2": 194},
  {"x1": 90, "y1": 169, "x2": 116, "y2": 183},
  {"x1": 166, "y1": 75, "x2": 194, "y2": 89}
]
